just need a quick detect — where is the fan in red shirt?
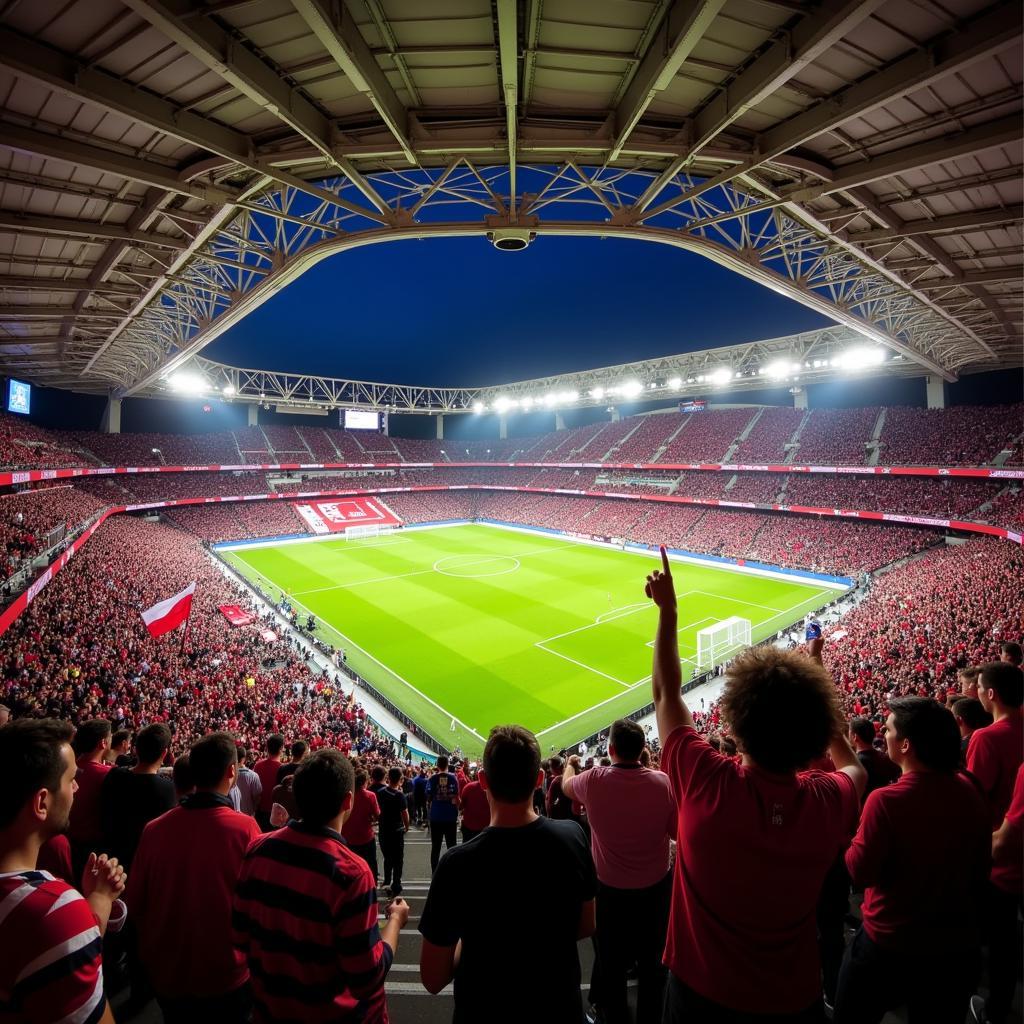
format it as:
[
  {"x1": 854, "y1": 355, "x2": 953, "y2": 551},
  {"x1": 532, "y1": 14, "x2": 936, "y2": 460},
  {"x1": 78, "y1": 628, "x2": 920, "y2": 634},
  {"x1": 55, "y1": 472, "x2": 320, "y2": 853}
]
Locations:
[
  {"x1": 644, "y1": 547, "x2": 866, "y2": 1022},
  {"x1": 973, "y1": 763, "x2": 1024, "y2": 1024},
  {"x1": 341, "y1": 769, "x2": 381, "y2": 882},
  {"x1": 67, "y1": 718, "x2": 112, "y2": 878},
  {"x1": 252, "y1": 733, "x2": 285, "y2": 831},
  {"x1": 127, "y1": 731, "x2": 260, "y2": 1023},
  {"x1": 0, "y1": 718, "x2": 126, "y2": 1024},
  {"x1": 967, "y1": 661, "x2": 1024, "y2": 828},
  {"x1": 459, "y1": 770, "x2": 491, "y2": 842},
  {"x1": 834, "y1": 698, "x2": 990, "y2": 1024}
]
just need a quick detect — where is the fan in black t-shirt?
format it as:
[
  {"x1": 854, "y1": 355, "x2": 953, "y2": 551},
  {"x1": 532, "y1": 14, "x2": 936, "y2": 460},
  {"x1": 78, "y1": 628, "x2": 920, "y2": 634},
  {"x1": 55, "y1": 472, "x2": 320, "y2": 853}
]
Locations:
[{"x1": 419, "y1": 725, "x2": 596, "y2": 1023}]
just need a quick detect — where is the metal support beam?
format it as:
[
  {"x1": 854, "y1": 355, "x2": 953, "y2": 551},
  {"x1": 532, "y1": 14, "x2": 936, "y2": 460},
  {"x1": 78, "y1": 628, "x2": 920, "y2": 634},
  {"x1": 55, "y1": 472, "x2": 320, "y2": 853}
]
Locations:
[
  {"x1": 495, "y1": 0, "x2": 519, "y2": 212},
  {"x1": 916, "y1": 268, "x2": 1024, "y2": 289},
  {"x1": 0, "y1": 122, "x2": 234, "y2": 204},
  {"x1": 687, "y1": 0, "x2": 884, "y2": 157},
  {"x1": 122, "y1": 0, "x2": 391, "y2": 215},
  {"x1": 634, "y1": 1, "x2": 1022, "y2": 212},
  {"x1": 610, "y1": 0, "x2": 726, "y2": 161},
  {"x1": 0, "y1": 276, "x2": 140, "y2": 296},
  {"x1": 846, "y1": 204, "x2": 1024, "y2": 243},
  {"x1": 289, "y1": 0, "x2": 415, "y2": 163},
  {"x1": 0, "y1": 210, "x2": 186, "y2": 249}
]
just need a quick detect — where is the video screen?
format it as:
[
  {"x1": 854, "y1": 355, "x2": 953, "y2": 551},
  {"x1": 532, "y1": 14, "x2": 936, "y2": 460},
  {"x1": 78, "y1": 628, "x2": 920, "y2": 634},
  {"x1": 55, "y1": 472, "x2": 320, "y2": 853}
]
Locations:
[
  {"x1": 6, "y1": 378, "x2": 31, "y2": 416},
  {"x1": 344, "y1": 409, "x2": 380, "y2": 430}
]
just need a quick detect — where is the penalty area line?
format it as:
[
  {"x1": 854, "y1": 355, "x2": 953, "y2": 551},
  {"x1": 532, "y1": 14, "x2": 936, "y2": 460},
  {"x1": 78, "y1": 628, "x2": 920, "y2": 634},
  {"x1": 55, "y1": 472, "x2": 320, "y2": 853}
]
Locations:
[{"x1": 222, "y1": 554, "x2": 487, "y2": 745}]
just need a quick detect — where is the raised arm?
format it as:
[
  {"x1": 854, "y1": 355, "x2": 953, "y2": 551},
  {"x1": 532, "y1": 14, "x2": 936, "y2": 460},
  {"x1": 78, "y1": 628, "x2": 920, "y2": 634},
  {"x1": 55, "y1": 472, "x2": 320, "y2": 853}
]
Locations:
[{"x1": 646, "y1": 546, "x2": 694, "y2": 744}]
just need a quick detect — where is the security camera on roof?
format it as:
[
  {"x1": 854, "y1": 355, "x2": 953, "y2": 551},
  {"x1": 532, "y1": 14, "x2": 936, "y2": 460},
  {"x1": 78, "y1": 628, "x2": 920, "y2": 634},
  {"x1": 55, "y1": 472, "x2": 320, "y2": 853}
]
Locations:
[{"x1": 487, "y1": 226, "x2": 536, "y2": 251}]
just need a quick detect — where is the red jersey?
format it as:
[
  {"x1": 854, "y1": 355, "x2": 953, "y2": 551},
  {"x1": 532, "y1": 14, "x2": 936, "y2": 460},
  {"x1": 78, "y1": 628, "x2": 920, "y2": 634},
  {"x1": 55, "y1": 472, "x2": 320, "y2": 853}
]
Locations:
[
  {"x1": 68, "y1": 759, "x2": 111, "y2": 845},
  {"x1": 253, "y1": 757, "x2": 283, "y2": 813},
  {"x1": 846, "y1": 771, "x2": 990, "y2": 952},
  {"x1": 0, "y1": 871, "x2": 105, "y2": 1023},
  {"x1": 459, "y1": 781, "x2": 490, "y2": 831},
  {"x1": 127, "y1": 792, "x2": 261, "y2": 998},
  {"x1": 662, "y1": 726, "x2": 858, "y2": 1014},
  {"x1": 967, "y1": 714, "x2": 1024, "y2": 828},
  {"x1": 341, "y1": 787, "x2": 381, "y2": 846},
  {"x1": 992, "y1": 763, "x2": 1024, "y2": 894}
]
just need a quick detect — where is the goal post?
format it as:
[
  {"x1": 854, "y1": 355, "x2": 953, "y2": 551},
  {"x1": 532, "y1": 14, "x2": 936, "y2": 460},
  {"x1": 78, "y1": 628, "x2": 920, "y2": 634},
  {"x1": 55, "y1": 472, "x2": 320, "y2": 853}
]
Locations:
[
  {"x1": 696, "y1": 616, "x2": 752, "y2": 672},
  {"x1": 344, "y1": 523, "x2": 397, "y2": 540}
]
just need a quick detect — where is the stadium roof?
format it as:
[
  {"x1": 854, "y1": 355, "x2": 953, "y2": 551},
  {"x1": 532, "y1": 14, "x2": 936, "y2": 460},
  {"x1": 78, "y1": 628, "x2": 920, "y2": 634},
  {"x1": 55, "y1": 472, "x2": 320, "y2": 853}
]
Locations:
[{"x1": 0, "y1": 0, "x2": 1020, "y2": 397}]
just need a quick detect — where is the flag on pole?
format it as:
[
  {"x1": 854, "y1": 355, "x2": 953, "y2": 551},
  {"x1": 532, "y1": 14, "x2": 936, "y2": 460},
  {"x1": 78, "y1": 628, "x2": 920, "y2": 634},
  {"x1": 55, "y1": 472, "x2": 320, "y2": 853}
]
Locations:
[{"x1": 140, "y1": 582, "x2": 197, "y2": 639}]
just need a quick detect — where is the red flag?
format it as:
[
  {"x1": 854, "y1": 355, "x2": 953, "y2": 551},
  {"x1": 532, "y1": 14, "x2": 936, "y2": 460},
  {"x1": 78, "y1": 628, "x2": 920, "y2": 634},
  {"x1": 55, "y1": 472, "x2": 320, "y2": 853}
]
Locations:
[{"x1": 141, "y1": 582, "x2": 196, "y2": 638}]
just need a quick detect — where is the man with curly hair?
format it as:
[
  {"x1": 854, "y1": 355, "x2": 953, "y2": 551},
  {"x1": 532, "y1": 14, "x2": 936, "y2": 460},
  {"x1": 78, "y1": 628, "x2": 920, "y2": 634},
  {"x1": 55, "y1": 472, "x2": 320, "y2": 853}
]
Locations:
[{"x1": 645, "y1": 547, "x2": 866, "y2": 1023}]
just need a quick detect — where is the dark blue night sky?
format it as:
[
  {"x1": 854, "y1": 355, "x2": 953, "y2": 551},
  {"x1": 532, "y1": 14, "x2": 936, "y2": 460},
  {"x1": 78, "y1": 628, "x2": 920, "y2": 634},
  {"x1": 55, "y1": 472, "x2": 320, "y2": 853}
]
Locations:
[{"x1": 207, "y1": 236, "x2": 832, "y2": 387}]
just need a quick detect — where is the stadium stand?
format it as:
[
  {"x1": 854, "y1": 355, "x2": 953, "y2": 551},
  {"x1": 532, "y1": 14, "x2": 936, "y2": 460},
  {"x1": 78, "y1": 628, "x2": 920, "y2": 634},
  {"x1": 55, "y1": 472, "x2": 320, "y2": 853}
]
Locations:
[
  {"x1": 656, "y1": 408, "x2": 755, "y2": 463},
  {"x1": 879, "y1": 404, "x2": 1024, "y2": 466},
  {"x1": 793, "y1": 406, "x2": 880, "y2": 464},
  {"x1": 0, "y1": 486, "x2": 105, "y2": 577},
  {"x1": 731, "y1": 406, "x2": 805, "y2": 462}
]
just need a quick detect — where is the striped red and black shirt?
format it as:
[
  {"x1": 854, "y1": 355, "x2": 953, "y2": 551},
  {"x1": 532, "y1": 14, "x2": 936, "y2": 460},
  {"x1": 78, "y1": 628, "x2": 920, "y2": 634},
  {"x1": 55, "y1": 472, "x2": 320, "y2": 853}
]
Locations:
[
  {"x1": 233, "y1": 822, "x2": 392, "y2": 1023},
  {"x1": 0, "y1": 871, "x2": 105, "y2": 1024}
]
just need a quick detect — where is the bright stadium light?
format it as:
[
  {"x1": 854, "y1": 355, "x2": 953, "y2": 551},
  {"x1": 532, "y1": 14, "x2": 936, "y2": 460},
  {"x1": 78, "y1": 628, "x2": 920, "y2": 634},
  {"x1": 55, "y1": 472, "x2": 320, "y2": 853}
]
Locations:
[
  {"x1": 835, "y1": 347, "x2": 886, "y2": 371},
  {"x1": 667, "y1": 376, "x2": 682, "y2": 389},
  {"x1": 521, "y1": 396, "x2": 534, "y2": 409},
  {"x1": 762, "y1": 360, "x2": 791, "y2": 379},
  {"x1": 168, "y1": 372, "x2": 206, "y2": 394},
  {"x1": 590, "y1": 386, "x2": 604, "y2": 400},
  {"x1": 472, "y1": 401, "x2": 485, "y2": 413},
  {"x1": 222, "y1": 384, "x2": 235, "y2": 396},
  {"x1": 563, "y1": 390, "x2": 579, "y2": 403},
  {"x1": 543, "y1": 392, "x2": 558, "y2": 406},
  {"x1": 621, "y1": 380, "x2": 643, "y2": 398},
  {"x1": 709, "y1": 368, "x2": 732, "y2": 385},
  {"x1": 494, "y1": 396, "x2": 513, "y2": 412}
]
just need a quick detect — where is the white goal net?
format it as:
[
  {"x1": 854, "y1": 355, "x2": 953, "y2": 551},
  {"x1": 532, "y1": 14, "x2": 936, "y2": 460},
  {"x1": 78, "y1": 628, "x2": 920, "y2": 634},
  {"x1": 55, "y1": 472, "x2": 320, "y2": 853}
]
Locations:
[
  {"x1": 696, "y1": 616, "x2": 752, "y2": 672},
  {"x1": 344, "y1": 523, "x2": 397, "y2": 540}
]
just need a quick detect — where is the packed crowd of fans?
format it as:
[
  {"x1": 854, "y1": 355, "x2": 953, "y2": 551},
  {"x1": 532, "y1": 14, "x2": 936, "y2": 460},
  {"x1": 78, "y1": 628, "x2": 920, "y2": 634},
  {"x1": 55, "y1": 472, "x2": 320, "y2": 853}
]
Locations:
[
  {"x1": 0, "y1": 485, "x2": 105, "y2": 578},
  {"x1": 880, "y1": 404, "x2": 1023, "y2": 466},
  {"x1": 2, "y1": 403, "x2": 1020, "y2": 474},
  {"x1": 1, "y1": 532, "x2": 1020, "y2": 1024}
]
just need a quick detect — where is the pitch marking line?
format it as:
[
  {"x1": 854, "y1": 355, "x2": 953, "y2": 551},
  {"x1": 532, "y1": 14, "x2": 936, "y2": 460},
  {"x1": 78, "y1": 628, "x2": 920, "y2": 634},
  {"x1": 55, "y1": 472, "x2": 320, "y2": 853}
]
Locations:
[
  {"x1": 224, "y1": 554, "x2": 487, "y2": 744},
  {"x1": 534, "y1": 644, "x2": 635, "y2": 689}
]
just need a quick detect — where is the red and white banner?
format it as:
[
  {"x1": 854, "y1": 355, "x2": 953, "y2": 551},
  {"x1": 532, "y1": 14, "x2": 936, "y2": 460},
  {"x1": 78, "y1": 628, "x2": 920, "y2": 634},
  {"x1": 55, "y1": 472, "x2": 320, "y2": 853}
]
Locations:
[
  {"x1": 219, "y1": 604, "x2": 254, "y2": 626},
  {"x1": 140, "y1": 581, "x2": 196, "y2": 638},
  {"x1": 293, "y1": 496, "x2": 402, "y2": 534}
]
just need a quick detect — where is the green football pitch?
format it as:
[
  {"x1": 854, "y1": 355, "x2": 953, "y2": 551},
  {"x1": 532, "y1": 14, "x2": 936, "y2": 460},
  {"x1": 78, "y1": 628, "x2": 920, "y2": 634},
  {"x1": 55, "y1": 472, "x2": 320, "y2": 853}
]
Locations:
[{"x1": 220, "y1": 524, "x2": 841, "y2": 756}]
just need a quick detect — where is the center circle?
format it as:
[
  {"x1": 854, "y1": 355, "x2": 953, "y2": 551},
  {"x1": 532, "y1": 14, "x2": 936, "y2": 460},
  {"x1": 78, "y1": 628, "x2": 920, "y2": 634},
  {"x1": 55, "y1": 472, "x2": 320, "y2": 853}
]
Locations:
[{"x1": 433, "y1": 555, "x2": 522, "y2": 579}]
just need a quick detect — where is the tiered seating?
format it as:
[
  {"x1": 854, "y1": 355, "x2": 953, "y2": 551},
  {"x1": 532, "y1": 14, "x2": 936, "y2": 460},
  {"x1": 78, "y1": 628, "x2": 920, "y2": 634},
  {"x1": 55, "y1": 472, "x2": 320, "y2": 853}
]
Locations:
[
  {"x1": 746, "y1": 515, "x2": 936, "y2": 575},
  {"x1": 164, "y1": 501, "x2": 310, "y2": 543},
  {"x1": 0, "y1": 515, "x2": 375, "y2": 753},
  {"x1": 630, "y1": 504, "x2": 707, "y2": 548},
  {"x1": 794, "y1": 407, "x2": 878, "y2": 464},
  {"x1": 261, "y1": 425, "x2": 310, "y2": 458},
  {"x1": 232, "y1": 426, "x2": 272, "y2": 464},
  {"x1": 879, "y1": 404, "x2": 1024, "y2": 466},
  {"x1": 0, "y1": 486, "x2": 106, "y2": 576},
  {"x1": 824, "y1": 537, "x2": 1023, "y2": 715},
  {"x1": 296, "y1": 426, "x2": 341, "y2": 461},
  {"x1": 784, "y1": 475, "x2": 1004, "y2": 518},
  {"x1": 614, "y1": 413, "x2": 687, "y2": 462},
  {"x1": 731, "y1": 407, "x2": 804, "y2": 462},
  {"x1": 726, "y1": 472, "x2": 785, "y2": 503},
  {"x1": 385, "y1": 491, "x2": 476, "y2": 523},
  {"x1": 657, "y1": 409, "x2": 755, "y2": 463},
  {"x1": 593, "y1": 417, "x2": 653, "y2": 461},
  {"x1": 674, "y1": 472, "x2": 730, "y2": 501},
  {"x1": 390, "y1": 437, "x2": 446, "y2": 461},
  {"x1": 527, "y1": 468, "x2": 596, "y2": 490},
  {"x1": 325, "y1": 426, "x2": 372, "y2": 461},
  {"x1": 983, "y1": 487, "x2": 1024, "y2": 530},
  {"x1": 118, "y1": 471, "x2": 270, "y2": 502}
]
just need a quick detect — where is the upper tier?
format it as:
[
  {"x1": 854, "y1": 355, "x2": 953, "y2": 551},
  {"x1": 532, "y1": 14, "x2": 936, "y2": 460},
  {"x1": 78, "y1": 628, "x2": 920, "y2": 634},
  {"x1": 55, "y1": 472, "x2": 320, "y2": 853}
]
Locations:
[{"x1": 1, "y1": 403, "x2": 1021, "y2": 474}]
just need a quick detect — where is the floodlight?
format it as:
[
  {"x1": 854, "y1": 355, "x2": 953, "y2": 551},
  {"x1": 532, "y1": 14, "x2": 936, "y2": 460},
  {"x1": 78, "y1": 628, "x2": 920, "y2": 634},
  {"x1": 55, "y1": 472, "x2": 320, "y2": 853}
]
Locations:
[
  {"x1": 472, "y1": 401, "x2": 485, "y2": 413},
  {"x1": 222, "y1": 385, "x2": 235, "y2": 396},
  {"x1": 543, "y1": 393, "x2": 558, "y2": 406},
  {"x1": 168, "y1": 372, "x2": 206, "y2": 394},
  {"x1": 667, "y1": 377, "x2": 682, "y2": 389},
  {"x1": 762, "y1": 360, "x2": 791, "y2": 380},
  {"x1": 494, "y1": 396, "x2": 513, "y2": 413},
  {"x1": 709, "y1": 368, "x2": 732, "y2": 385},
  {"x1": 590, "y1": 387, "x2": 604, "y2": 400},
  {"x1": 563, "y1": 390, "x2": 579, "y2": 402},
  {"x1": 835, "y1": 347, "x2": 886, "y2": 371},
  {"x1": 621, "y1": 381, "x2": 643, "y2": 398}
]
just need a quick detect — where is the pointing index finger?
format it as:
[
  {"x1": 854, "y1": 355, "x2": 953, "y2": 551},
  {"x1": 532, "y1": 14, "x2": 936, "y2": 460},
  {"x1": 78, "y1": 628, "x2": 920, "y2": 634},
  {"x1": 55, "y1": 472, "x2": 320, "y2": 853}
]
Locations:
[{"x1": 660, "y1": 545, "x2": 671, "y2": 576}]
